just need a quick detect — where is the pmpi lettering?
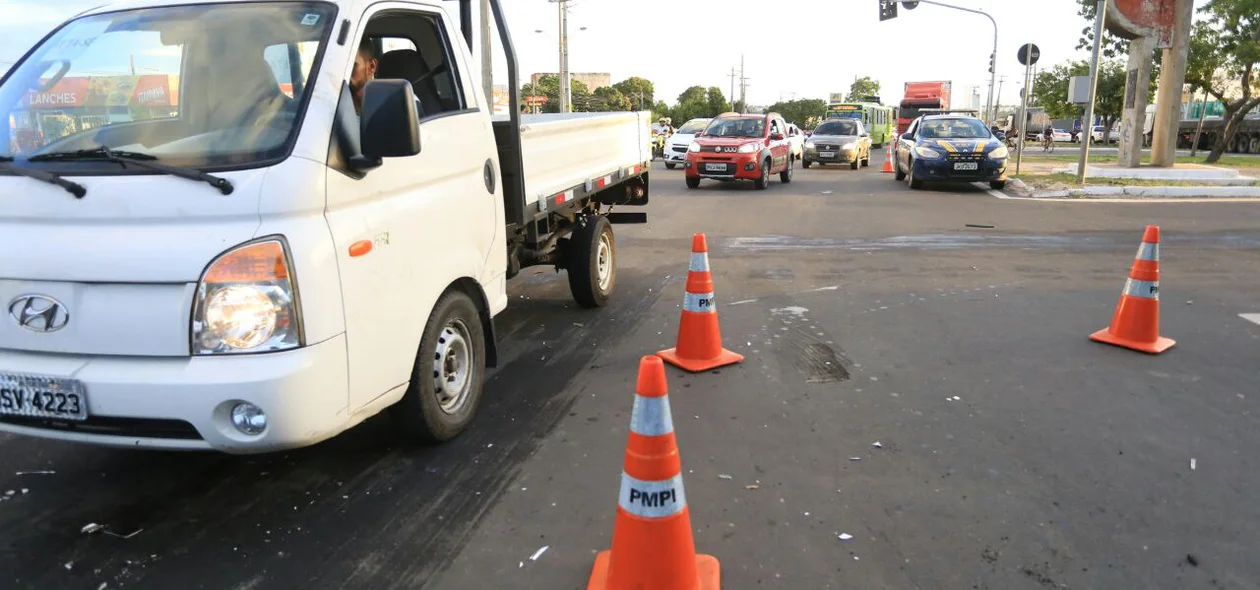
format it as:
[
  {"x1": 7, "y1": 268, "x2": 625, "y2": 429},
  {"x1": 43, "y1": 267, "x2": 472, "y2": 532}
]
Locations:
[{"x1": 628, "y1": 486, "x2": 677, "y2": 508}]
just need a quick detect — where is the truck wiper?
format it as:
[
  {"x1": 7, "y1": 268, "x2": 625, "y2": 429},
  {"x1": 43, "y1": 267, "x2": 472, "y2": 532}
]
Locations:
[
  {"x1": 0, "y1": 155, "x2": 88, "y2": 198},
  {"x1": 27, "y1": 146, "x2": 234, "y2": 195}
]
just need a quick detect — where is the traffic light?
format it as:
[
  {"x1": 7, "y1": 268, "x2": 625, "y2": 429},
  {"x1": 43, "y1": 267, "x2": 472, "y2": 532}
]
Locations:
[
  {"x1": 879, "y1": 0, "x2": 897, "y2": 21},
  {"x1": 988, "y1": 53, "x2": 996, "y2": 74}
]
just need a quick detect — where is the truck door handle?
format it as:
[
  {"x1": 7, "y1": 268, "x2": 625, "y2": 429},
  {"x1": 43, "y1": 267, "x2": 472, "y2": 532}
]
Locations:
[{"x1": 483, "y1": 159, "x2": 496, "y2": 193}]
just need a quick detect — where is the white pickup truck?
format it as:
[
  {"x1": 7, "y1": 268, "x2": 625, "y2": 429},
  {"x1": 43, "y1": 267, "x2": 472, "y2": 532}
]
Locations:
[{"x1": 0, "y1": 0, "x2": 651, "y2": 453}]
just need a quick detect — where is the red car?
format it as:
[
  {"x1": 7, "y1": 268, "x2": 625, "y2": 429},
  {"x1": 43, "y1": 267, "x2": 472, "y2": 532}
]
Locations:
[{"x1": 684, "y1": 112, "x2": 794, "y2": 190}]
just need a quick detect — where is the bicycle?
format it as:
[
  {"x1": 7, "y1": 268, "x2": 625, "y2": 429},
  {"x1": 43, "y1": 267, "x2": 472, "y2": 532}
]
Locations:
[{"x1": 1041, "y1": 135, "x2": 1055, "y2": 153}]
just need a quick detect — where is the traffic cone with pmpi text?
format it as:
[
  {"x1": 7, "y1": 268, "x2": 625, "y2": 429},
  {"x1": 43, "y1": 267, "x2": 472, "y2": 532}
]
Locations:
[
  {"x1": 880, "y1": 141, "x2": 895, "y2": 173},
  {"x1": 657, "y1": 234, "x2": 743, "y2": 372},
  {"x1": 587, "y1": 356, "x2": 720, "y2": 590},
  {"x1": 1089, "y1": 225, "x2": 1176, "y2": 354}
]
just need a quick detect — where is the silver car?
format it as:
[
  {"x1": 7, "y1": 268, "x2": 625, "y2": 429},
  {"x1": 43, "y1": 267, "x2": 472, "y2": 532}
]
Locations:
[{"x1": 804, "y1": 119, "x2": 872, "y2": 170}]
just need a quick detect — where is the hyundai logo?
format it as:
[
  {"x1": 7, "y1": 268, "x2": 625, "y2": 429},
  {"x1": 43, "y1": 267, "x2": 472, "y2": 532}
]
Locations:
[{"x1": 8, "y1": 295, "x2": 69, "y2": 333}]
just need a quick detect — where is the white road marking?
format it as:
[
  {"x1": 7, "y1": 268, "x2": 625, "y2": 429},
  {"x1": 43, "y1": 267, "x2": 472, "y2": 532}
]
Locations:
[{"x1": 1240, "y1": 313, "x2": 1260, "y2": 326}]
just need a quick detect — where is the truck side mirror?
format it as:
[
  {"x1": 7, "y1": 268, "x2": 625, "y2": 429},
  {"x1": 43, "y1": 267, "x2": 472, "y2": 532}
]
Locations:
[{"x1": 361, "y1": 79, "x2": 421, "y2": 158}]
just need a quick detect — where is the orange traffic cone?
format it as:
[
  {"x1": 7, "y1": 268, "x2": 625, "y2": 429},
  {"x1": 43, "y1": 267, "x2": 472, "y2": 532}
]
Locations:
[
  {"x1": 588, "y1": 356, "x2": 720, "y2": 590},
  {"x1": 1090, "y1": 225, "x2": 1176, "y2": 354},
  {"x1": 657, "y1": 234, "x2": 743, "y2": 372},
  {"x1": 880, "y1": 141, "x2": 895, "y2": 173}
]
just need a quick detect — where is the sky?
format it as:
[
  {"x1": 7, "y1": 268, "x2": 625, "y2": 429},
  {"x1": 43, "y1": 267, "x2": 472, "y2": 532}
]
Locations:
[{"x1": 1, "y1": 0, "x2": 1098, "y2": 108}]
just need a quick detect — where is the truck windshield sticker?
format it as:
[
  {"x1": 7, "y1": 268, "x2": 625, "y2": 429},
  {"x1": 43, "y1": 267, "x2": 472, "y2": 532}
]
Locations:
[{"x1": 301, "y1": 13, "x2": 321, "y2": 26}]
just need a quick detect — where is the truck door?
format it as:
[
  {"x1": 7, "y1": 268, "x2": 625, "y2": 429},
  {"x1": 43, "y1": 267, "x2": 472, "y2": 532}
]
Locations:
[{"x1": 325, "y1": 3, "x2": 499, "y2": 412}]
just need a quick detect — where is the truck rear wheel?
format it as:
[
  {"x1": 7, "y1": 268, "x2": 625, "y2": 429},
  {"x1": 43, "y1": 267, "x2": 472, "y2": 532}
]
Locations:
[
  {"x1": 566, "y1": 215, "x2": 616, "y2": 308},
  {"x1": 391, "y1": 291, "x2": 486, "y2": 443}
]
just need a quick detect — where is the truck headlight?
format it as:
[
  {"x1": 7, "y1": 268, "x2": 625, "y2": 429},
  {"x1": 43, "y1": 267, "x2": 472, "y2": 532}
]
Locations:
[
  {"x1": 914, "y1": 146, "x2": 943, "y2": 159},
  {"x1": 738, "y1": 143, "x2": 758, "y2": 153},
  {"x1": 688, "y1": 142, "x2": 701, "y2": 153},
  {"x1": 193, "y1": 238, "x2": 302, "y2": 355},
  {"x1": 987, "y1": 145, "x2": 1009, "y2": 159}
]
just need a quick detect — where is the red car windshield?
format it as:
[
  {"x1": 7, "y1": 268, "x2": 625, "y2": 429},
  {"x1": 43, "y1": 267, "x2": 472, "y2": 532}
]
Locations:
[{"x1": 704, "y1": 118, "x2": 765, "y2": 138}]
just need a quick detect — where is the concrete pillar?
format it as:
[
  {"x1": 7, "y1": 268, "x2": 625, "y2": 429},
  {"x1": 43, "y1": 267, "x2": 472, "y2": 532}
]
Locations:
[
  {"x1": 1118, "y1": 36, "x2": 1157, "y2": 167},
  {"x1": 1150, "y1": 0, "x2": 1195, "y2": 167}
]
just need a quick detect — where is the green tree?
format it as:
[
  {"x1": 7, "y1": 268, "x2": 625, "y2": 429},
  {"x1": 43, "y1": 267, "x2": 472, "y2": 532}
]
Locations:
[
  {"x1": 706, "y1": 87, "x2": 731, "y2": 115},
  {"x1": 1026, "y1": 59, "x2": 1129, "y2": 141},
  {"x1": 676, "y1": 86, "x2": 708, "y2": 105},
  {"x1": 1035, "y1": 58, "x2": 1156, "y2": 127},
  {"x1": 845, "y1": 76, "x2": 881, "y2": 102},
  {"x1": 613, "y1": 76, "x2": 655, "y2": 110},
  {"x1": 1184, "y1": 0, "x2": 1260, "y2": 163},
  {"x1": 763, "y1": 98, "x2": 828, "y2": 128},
  {"x1": 520, "y1": 75, "x2": 589, "y2": 113},
  {"x1": 590, "y1": 86, "x2": 633, "y2": 111}
]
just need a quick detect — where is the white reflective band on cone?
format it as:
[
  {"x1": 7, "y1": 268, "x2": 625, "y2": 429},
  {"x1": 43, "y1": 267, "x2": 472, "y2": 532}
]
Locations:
[
  {"x1": 630, "y1": 394, "x2": 674, "y2": 436},
  {"x1": 683, "y1": 291, "x2": 716, "y2": 313},
  {"x1": 689, "y1": 252, "x2": 710, "y2": 272},
  {"x1": 1135, "y1": 242, "x2": 1159, "y2": 262},
  {"x1": 618, "y1": 472, "x2": 687, "y2": 518},
  {"x1": 1123, "y1": 278, "x2": 1159, "y2": 299}
]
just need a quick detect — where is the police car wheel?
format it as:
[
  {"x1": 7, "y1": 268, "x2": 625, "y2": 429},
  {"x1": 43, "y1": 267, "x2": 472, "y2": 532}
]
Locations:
[
  {"x1": 665, "y1": 163, "x2": 676, "y2": 170},
  {"x1": 907, "y1": 160, "x2": 924, "y2": 189},
  {"x1": 803, "y1": 160, "x2": 812, "y2": 169},
  {"x1": 894, "y1": 158, "x2": 906, "y2": 181}
]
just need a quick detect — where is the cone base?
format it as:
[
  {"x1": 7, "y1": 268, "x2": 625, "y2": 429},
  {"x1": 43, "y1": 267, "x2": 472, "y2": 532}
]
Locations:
[
  {"x1": 880, "y1": 163, "x2": 894, "y2": 173},
  {"x1": 657, "y1": 347, "x2": 744, "y2": 373},
  {"x1": 587, "y1": 550, "x2": 721, "y2": 590},
  {"x1": 1090, "y1": 328, "x2": 1176, "y2": 354}
]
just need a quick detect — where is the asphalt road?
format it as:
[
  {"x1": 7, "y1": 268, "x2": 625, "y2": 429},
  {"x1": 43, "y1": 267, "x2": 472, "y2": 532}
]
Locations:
[{"x1": 3, "y1": 153, "x2": 1259, "y2": 590}]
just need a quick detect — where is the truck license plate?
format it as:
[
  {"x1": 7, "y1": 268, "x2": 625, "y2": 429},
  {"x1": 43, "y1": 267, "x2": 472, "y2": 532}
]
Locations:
[
  {"x1": 819, "y1": 151, "x2": 835, "y2": 158},
  {"x1": 953, "y1": 162, "x2": 979, "y2": 171},
  {"x1": 0, "y1": 372, "x2": 88, "y2": 421},
  {"x1": 704, "y1": 163, "x2": 726, "y2": 172}
]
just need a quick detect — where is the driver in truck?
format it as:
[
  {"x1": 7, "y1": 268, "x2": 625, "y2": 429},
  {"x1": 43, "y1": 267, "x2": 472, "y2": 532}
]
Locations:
[{"x1": 351, "y1": 38, "x2": 379, "y2": 114}]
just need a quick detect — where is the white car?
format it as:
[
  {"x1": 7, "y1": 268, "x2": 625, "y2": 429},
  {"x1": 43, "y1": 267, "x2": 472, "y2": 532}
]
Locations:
[
  {"x1": 1037, "y1": 129, "x2": 1073, "y2": 142},
  {"x1": 1091, "y1": 125, "x2": 1118, "y2": 143},
  {"x1": 663, "y1": 118, "x2": 711, "y2": 169},
  {"x1": 787, "y1": 124, "x2": 805, "y2": 161}
]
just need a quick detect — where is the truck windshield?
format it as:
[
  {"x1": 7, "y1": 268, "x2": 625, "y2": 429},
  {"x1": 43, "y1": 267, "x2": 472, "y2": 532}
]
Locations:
[{"x1": 0, "y1": 2, "x2": 335, "y2": 168}]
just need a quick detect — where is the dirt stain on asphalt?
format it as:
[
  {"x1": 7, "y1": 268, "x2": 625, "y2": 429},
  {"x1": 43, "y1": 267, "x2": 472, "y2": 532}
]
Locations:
[{"x1": 768, "y1": 306, "x2": 851, "y2": 384}]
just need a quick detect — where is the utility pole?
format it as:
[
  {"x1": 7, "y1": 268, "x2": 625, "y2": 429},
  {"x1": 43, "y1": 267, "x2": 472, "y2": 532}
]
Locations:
[
  {"x1": 1076, "y1": 0, "x2": 1107, "y2": 183},
  {"x1": 728, "y1": 66, "x2": 737, "y2": 110},
  {"x1": 995, "y1": 75, "x2": 1006, "y2": 115},
  {"x1": 738, "y1": 55, "x2": 749, "y2": 113},
  {"x1": 479, "y1": 0, "x2": 493, "y2": 111},
  {"x1": 547, "y1": 0, "x2": 571, "y2": 113}
]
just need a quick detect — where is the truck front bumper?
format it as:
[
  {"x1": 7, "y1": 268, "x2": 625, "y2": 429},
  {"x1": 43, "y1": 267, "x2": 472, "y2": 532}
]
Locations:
[{"x1": 0, "y1": 334, "x2": 353, "y2": 454}]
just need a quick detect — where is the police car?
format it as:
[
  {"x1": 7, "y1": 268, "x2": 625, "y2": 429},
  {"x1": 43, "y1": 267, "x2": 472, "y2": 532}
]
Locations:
[{"x1": 894, "y1": 115, "x2": 1009, "y2": 190}]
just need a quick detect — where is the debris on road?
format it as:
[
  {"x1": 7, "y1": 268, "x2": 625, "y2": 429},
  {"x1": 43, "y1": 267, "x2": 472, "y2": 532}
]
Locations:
[
  {"x1": 1190, "y1": 458, "x2": 1196, "y2": 471},
  {"x1": 872, "y1": 442, "x2": 883, "y2": 449},
  {"x1": 529, "y1": 545, "x2": 549, "y2": 561},
  {"x1": 838, "y1": 533, "x2": 854, "y2": 541},
  {"x1": 64, "y1": 562, "x2": 72, "y2": 571},
  {"x1": 717, "y1": 474, "x2": 733, "y2": 480},
  {"x1": 745, "y1": 485, "x2": 759, "y2": 490},
  {"x1": 4, "y1": 490, "x2": 12, "y2": 496},
  {"x1": 81, "y1": 523, "x2": 105, "y2": 534},
  {"x1": 1186, "y1": 554, "x2": 1199, "y2": 567},
  {"x1": 849, "y1": 457, "x2": 862, "y2": 462},
  {"x1": 15, "y1": 470, "x2": 55, "y2": 476},
  {"x1": 965, "y1": 224, "x2": 996, "y2": 229}
]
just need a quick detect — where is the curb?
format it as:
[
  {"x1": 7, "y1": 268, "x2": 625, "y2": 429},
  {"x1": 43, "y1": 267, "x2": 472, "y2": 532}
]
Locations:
[{"x1": 1015, "y1": 185, "x2": 1260, "y2": 199}]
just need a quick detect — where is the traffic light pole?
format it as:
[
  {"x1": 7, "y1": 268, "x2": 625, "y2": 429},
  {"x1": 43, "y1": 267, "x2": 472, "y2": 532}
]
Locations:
[{"x1": 895, "y1": 0, "x2": 997, "y2": 124}]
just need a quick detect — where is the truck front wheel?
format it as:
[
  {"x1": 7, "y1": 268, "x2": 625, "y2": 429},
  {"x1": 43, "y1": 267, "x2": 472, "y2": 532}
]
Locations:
[
  {"x1": 566, "y1": 215, "x2": 616, "y2": 308},
  {"x1": 391, "y1": 291, "x2": 486, "y2": 443}
]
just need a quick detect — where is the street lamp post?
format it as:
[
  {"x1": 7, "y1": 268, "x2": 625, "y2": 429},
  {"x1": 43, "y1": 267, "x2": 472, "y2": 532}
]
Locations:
[
  {"x1": 545, "y1": 0, "x2": 570, "y2": 113},
  {"x1": 896, "y1": 0, "x2": 998, "y2": 123}
]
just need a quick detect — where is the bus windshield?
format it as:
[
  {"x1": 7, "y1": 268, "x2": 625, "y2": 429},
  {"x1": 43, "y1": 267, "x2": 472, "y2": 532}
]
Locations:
[{"x1": 0, "y1": 2, "x2": 334, "y2": 168}]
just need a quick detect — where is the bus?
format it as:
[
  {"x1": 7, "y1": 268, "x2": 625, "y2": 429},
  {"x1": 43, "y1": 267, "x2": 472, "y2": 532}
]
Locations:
[{"x1": 825, "y1": 102, "x2": 896, "y2": 147}]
